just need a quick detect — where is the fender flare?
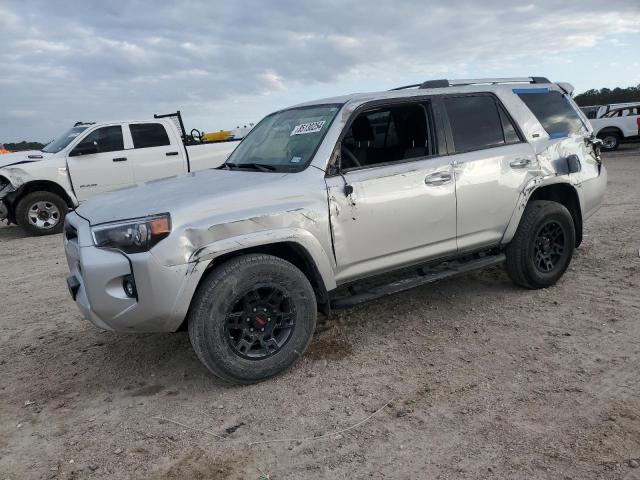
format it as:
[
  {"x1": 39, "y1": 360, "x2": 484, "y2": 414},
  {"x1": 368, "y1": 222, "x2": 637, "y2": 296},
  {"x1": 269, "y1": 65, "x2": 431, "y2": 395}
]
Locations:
[
  {"x1": 501, "y1": 176, "x2": 581, "y2": 245},
  {"x1": 189, "y1": 227, "x2": 337, "y2": 290},
  {"x1": 595, "y1": 126, "x2": 623, "y2": 138},
  {"x1": 168, "y1": 228, "x2": 337, "y2": 329}
]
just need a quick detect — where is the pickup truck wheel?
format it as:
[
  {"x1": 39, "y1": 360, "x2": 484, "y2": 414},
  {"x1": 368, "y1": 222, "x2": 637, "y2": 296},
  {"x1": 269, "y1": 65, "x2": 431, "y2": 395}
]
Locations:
[
  {"x1": 15, "y1": 191, "x2": 67, "y2": 235},
  {"x1": 597, "y1": 132, "x2": 620, "y2": 151},
  {"x1": 188, "y1": 254, "x2": 317, "y2": 384},
  {"x1": 505, "y1": 200, "x2": 575, "y2": 289}
]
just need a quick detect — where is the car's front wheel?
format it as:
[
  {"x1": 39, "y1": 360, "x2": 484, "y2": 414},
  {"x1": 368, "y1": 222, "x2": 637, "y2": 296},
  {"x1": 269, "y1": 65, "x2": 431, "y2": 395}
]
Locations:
[
  {"x1": 505, "y1": 200, "x2": 575, "y2": 289},
  {"x1": 15, "y1": 191, "x2": 67, "y2": 235},
  {"x1": 188, "y1": 254, "x2": 317, "y2": 384}
]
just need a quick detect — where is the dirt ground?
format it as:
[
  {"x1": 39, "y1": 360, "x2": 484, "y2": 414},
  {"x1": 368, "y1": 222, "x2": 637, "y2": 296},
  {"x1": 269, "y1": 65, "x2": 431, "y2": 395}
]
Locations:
[{"x1": 1, "y1": 146, "x2": 639, "y2": 480}]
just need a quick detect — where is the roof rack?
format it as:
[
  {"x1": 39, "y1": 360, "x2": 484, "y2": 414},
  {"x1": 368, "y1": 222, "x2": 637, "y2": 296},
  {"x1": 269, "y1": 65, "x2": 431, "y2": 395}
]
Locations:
[
  {"x1": 73, "y1": 121, "x2": 96, "y2": 127},
  {"x1": 390, "y1": 77, "x2": 551, "y2": 91}
]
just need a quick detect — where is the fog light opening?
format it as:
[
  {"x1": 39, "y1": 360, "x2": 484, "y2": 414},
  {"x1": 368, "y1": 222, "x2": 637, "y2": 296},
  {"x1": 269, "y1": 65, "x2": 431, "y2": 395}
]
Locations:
[{"x1": 123, "y1": 275, "x2": 137, "y2": 299}]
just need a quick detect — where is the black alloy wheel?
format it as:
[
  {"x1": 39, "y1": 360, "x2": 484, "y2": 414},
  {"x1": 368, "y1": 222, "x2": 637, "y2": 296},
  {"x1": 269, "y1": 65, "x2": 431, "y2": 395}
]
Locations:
[
  {"x1": 533, "y1": 221, "x2": 566, "y2": 273},
  {"x1": 225, "y1": 286, "x2": 296, "y2": 360}
]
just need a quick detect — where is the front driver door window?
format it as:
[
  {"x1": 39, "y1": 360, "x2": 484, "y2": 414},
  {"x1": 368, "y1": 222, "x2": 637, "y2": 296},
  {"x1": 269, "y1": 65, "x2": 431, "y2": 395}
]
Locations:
[{"x1": 66, "y1": 125, "x2": 134, "y2": 201}]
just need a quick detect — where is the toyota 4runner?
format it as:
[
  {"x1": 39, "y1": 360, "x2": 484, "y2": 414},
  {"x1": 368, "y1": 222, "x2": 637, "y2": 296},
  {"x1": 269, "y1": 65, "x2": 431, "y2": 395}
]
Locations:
[{"x1": 63, "y1": 77, "x2": 607, "y2": 384}]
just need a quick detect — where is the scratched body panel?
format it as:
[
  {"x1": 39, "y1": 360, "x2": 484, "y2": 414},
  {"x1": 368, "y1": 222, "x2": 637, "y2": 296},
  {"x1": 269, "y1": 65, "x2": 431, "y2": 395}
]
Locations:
[{"x1": 65, "y1": 79, "x2": 607, "y2": 333}]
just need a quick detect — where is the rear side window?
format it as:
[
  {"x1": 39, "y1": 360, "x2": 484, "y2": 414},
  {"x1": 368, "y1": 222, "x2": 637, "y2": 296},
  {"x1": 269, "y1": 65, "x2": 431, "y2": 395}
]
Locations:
[
  {"x1": 444, "y1": 96, "x2": 515, "y2": 152},
  {"x1": 130, "y1": 123, "x2": 171, "y2": 149},
  {"x1": 82, "y1": 126, "x2": 124, "y2": 153},
  {"x1": 516, "y1": 90, "x2": 585, "y2": 138}
]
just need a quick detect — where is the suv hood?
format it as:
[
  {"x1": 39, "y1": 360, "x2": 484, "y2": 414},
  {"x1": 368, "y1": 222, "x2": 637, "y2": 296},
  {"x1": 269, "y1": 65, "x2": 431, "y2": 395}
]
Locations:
[
  {"x1": 75, "y1": 168, "x2": 295, "y2": 226},
  {"x1": 0, "y1": 151, "x2": 53, "y2": 169}
]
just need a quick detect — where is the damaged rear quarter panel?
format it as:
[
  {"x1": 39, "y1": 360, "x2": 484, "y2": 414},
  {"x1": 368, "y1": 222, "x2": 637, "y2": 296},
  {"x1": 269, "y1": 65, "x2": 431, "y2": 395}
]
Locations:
[{"x1": 501, "y1": 135, "x2": 600, "y2": 244}]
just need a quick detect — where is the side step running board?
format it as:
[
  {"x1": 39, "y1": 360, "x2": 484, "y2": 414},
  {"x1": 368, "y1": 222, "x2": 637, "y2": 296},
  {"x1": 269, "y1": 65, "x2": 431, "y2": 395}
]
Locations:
[{"x1": 330, "y1": 253, "x2": 506, "y2": 310}]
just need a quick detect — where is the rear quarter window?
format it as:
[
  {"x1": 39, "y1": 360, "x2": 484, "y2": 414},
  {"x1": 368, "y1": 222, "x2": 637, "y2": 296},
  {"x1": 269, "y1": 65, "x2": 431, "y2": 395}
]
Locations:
[{"x1": 516, "y1": 90, "x2": 585, "y2": 138}]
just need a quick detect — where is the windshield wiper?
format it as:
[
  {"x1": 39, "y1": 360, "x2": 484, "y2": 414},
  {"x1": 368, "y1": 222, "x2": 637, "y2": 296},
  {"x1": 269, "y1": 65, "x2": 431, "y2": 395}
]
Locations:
[{"x1": 224, "y1": 162, "x2": 277, "y2": 172}]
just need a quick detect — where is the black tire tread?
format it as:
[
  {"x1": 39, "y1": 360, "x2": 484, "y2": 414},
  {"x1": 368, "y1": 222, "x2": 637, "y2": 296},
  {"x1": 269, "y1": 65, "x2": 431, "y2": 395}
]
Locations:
[
  {"x1": 188, "y1": 253, "x2": 316, "y2": 384},
  {"x1": 597, "y1": 132, "x2": 620, "y2": 151},
  {"x1": 505, "y1": 200, "x2": 575, "y2": 289},
  {"x1": 15, "y1": 191, "x2": 67, "y2": 236}
]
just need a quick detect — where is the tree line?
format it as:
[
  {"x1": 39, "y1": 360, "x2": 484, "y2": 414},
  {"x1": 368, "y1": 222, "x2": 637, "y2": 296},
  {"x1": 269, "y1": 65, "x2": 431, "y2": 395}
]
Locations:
[
  {"x1": 1, "y1": 141, "x2": 46, "y2": 152},
  {"x1": 574, "y1": 85, "x2": 640, "y2": 106}
]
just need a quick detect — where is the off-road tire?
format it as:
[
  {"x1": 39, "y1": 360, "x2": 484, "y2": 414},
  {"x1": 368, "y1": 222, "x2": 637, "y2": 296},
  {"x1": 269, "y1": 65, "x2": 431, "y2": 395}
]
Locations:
[
  {"x1": 505, "y1": 200, "x2": 575, "y2": 289},
  {"x1": 16, "y1": 191, "x2": 67, "y2": 236},
  {"x1": 598, "y1": 132, "x2": 620, "y2": 151},
  {"x1": 188, "y1": 254, "x2": 317, "y2": 384}
]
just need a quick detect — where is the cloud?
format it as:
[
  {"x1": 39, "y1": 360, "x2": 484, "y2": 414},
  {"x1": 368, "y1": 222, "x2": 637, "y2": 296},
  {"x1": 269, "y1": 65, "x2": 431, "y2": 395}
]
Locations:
[{"x1": 0, "y1": 0, "x2": 639, "y2": 141}]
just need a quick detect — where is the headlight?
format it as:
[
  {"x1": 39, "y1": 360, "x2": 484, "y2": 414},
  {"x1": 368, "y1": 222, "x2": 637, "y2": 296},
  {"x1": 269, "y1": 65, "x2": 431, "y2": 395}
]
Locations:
[{"x1": 92, "y1": 213, "x2": 171, "y2": 254}]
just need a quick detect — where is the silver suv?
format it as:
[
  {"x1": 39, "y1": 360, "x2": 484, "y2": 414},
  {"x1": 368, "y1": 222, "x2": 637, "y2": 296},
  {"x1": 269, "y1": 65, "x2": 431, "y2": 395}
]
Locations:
[{"x1": 64, "y1": 77, "x2": 607, "y2": 383}]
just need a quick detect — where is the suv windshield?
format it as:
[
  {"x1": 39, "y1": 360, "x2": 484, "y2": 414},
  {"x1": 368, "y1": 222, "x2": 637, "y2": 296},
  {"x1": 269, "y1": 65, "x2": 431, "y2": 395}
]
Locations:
[
  {"x1": 224, "y1": 104, "x2": 341, "y2": 172},
  {"x1": 42, "y1": 126, "x2": 89, "y2": 153}
]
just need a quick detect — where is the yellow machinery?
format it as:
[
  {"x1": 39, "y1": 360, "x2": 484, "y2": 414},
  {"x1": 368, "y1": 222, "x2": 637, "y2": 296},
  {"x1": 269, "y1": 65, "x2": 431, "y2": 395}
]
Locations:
[{"x1": 201, "y1": 130, "x2": 233, "y2": 142}]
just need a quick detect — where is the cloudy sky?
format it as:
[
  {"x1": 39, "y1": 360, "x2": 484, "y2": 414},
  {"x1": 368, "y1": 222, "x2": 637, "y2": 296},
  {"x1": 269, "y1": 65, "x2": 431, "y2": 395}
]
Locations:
[{"x1": 1, "y1": 0, "x2": 639, "y2": 143}]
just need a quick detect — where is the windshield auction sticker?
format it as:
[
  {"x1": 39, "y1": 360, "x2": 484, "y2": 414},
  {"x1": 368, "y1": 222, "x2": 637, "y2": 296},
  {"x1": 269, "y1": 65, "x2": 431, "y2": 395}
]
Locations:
[{"x1": 290, "y1": 121, "x2": 326, "y2": 136}]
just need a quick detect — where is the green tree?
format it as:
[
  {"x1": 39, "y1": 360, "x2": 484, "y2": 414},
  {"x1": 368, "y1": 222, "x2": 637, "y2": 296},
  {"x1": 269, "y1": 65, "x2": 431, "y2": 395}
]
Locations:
[{"x1": 574, "y1": 85, "x2": 640, "y2": 106}]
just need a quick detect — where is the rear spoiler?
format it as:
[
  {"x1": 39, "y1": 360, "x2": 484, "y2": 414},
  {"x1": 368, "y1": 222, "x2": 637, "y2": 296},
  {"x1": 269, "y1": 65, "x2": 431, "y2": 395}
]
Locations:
[{"x1": 556, "y1": 82, "x2": 575, "y2": 96}]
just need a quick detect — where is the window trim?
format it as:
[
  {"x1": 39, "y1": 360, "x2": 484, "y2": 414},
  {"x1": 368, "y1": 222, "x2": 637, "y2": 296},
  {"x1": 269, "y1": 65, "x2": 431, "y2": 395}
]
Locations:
[
  {"x1": 439, "y1": 92, "x2": 525, "y2": 155},
  {"x1": 497, "y1": 103, "x2": 523, "y2": 146},
  {"x1": 329, "y1": 97, "x2": 443, "y2": 175}
]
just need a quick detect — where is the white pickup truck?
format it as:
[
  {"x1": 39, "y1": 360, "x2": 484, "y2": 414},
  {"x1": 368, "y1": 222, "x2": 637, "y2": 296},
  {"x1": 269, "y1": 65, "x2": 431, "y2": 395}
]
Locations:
[
  {"x1": 590, "y1": 104, "x2": 640, "y2": 151},
  {"x1": 0, "y1": 112, "x2": 241, "y2": 235}
]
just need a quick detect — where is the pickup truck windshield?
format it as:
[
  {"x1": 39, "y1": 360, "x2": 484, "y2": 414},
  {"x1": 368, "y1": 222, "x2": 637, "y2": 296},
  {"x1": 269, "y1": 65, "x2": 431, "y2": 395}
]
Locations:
[
  {"x1": 42, "y1": 126, "x2": 89, "y2": 153},
  {"x1": 225, "y1": 104, "x2": 341, "y2": 172}
]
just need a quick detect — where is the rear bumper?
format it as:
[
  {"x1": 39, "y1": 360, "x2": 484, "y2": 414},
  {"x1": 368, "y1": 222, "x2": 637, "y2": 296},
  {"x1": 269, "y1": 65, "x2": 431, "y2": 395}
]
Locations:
[
  {"x1": 581, "y1": 164, "x2": 607, "y2": 221},
  {"x1": 63, "y1": 213, "x2": 201, "y2": 332}
]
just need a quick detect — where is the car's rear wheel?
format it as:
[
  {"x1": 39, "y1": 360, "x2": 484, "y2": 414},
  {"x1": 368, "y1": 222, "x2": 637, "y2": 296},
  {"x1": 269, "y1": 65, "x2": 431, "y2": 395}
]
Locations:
[
  {"x1": 505, "y1": 200, "x2": 575, "y2": 289},
  {"x1": 15, "y1": 191, "x2": 67, "y2": 235},
  {"x1": 598, "y1": 132, "x2": 620, "y2": 151},
  {"x1": 188, "y1": 254, "x2": 317, "y2": 384}
]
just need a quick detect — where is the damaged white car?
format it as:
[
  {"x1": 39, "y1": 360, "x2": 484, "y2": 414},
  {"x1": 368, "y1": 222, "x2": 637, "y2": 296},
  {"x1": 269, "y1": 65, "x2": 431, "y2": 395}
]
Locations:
[
  {"x1": 0, "y1": 112, "x2": 240, "y2": 235},
  {"x1": 64, "y1": 77, "x2": 606, "y2": 383}
]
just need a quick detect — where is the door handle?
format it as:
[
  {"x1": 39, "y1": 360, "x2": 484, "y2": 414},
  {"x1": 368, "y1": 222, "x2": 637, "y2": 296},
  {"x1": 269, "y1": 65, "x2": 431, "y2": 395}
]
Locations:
[
  {"x1": 112, "y1": 157, "x2": 127, "y2": 162},
  {"x1": 425, "y1": 170, "x2": 452, "y2": 186},
  {"x1": 509, "y1": 158, "x2": 531, "y2": 169},
  {"x1": 166, "y1": 151, "x2": 179, "y2": 156}
]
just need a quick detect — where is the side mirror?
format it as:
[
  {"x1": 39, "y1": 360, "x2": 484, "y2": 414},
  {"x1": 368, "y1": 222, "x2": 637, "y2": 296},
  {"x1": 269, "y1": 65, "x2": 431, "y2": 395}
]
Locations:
[{"x1": 70, "y1": 141, "x2": 98, "y2": 157}]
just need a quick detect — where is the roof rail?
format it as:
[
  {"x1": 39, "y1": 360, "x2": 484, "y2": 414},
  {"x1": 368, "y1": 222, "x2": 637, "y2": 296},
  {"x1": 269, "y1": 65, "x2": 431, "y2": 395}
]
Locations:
[{"x1": 390, "y1": 77, "x2": 551, "y2": 91}]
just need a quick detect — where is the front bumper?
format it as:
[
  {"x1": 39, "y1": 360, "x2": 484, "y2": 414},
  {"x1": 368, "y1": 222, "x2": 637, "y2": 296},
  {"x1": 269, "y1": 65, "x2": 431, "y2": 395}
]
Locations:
[{"x1": 63, "y1": 213, "x2": 200, "y2": 332}]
